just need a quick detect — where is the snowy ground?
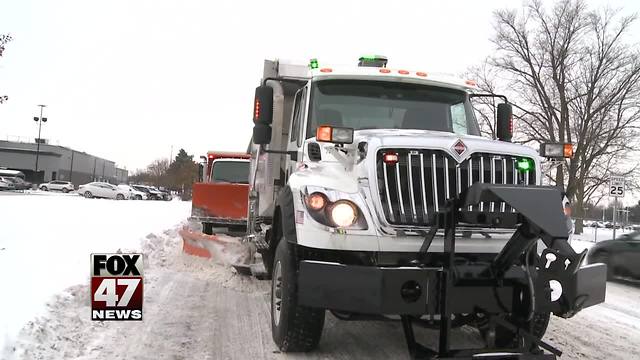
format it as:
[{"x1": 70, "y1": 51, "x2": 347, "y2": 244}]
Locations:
[{"x1": 1, "y1": 193, "x2": 639, "y2": 359}]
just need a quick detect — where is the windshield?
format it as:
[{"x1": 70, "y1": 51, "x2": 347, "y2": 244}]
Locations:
[
  {"x1": 211, "y1": 161, "x2": 249, "y2": 184},
  {"x1": 306, "y1": 80, "x2": 480, "y2": 138}
]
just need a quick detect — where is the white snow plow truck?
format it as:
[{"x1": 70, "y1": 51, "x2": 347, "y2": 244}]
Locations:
[{"x1": 247, "y1": 56, "x2": 606, "y2": 359}]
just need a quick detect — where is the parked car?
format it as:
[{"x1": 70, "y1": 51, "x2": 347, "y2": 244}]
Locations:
[
  {"x1": 587, "y1": 230, "x2": 640, "y2": 279},
  {"x1": 151, "y1": 186, "x2": 172, "y2": 201},
  {"x1": 4, "y1": 177, "x2": 32, "y2": 190},
  {"x1": 117, "y1": 184, "x2": 147, "y2": 200},
  {"x1": 0, "y1": 177, "x2": 16, "y2": 191},
  {"x1": 39, "y1": 180, "x2": 74, "y2": 193},
  {"x1": 132, "y1": 184, "x2": 163, "y2": 200},
  {"x1": 78, "y1": 182, "x2": 130, "y2": 200}
]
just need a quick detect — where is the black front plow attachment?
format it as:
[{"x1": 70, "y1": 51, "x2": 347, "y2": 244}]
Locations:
[{"x1": 404, "y1": 184, "x2": 607, "y2": 359}]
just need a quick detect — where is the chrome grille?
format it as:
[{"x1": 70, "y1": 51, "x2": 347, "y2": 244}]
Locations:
[{"x1": 376, "y1": 149, "x2": 536, "y2": 226}]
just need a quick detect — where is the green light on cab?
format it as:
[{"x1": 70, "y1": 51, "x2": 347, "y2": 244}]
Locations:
[
  {"x1": 309, "y1": 58, "x2": 319, "y2": 69},
  {"x1": 516, "y1": 158, "x2": 533, "y2": 172}
]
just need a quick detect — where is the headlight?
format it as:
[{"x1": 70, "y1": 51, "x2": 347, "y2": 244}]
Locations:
[
  {"x1": 302, "y1": 188, "x2": 367, "y2": 230},
  {"x1": 330, "y1": 200, "x2": 358, "y2": 227}
]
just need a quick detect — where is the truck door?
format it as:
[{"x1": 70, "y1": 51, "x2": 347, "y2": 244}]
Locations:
[{"x1": 286, "y1": 86, "x2": 308, "y2": 179}]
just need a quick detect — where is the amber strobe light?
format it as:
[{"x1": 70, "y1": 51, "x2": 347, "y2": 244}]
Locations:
[
  {"x1": 563, "y1": 144, "x2": 574, "y2": 158},
  {"x1": 316, "y1": 126, "x2": 332, "y2": 142}
]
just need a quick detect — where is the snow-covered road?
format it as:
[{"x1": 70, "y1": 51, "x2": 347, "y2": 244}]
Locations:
[{"x1": 3, "y1": 220, "x2": 639, "y2": 360}]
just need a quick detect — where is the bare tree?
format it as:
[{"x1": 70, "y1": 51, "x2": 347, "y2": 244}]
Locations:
[
  {"x1": 469, "y1": 0, "x2": 640, "y2": 233},
  {"x1": 0, "y1": 34, "x2": 12, "y2": 104},
  {"x1": 147, "y1": 158, "x2": 170, "y2": 187}
]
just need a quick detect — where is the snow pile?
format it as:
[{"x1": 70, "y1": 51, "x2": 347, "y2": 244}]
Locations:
[
  {"x1": 0, "y1": 194, "x2": 191, "y2": 355},
  {"x1": 2, "y1": 221, "x2": 267, "y2": 360}
]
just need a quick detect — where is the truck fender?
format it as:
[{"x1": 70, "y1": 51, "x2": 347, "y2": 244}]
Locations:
[{"x1": 275, "y1": 186, "x2": 298, "y2": 245}]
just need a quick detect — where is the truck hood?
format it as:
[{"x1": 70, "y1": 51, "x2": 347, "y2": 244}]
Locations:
[
  {"x1": 296, "y1": 129, "x2": 541, "y2": 194},
  {"x1": 353, "y1": 129, "x2": 539, "y2": 160}
]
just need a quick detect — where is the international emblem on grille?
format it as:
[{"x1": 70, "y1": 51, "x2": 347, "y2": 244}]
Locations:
[{"x1": 452, "y1": 139, "x2": 467, "y2": 155}]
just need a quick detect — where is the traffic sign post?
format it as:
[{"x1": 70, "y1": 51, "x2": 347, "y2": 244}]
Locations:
[{"x1": 609, "y1": 176, "x2": 626, "y2": 240}]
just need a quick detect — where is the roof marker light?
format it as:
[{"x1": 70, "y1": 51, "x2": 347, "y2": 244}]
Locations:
[
  {"x1": 416, "y1": 71, "x2": 428, "y2": 77},
  {"x1": 398, "y1": 70, "x2": 409, "y2": 75},
  {"x1": 465, "y1": 79, "x2": 477, "y2": 86},
  {"x1": 320, "y1": 68, "x2": 332, "y2": 73},
  {"x1": 379, "y1": 68, "x2": 391, "y2": 74}
]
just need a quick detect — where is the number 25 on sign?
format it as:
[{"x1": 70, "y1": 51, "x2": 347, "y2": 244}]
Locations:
[{"x1": 609, "y1": 176, "x2": 625, "y2": 198}]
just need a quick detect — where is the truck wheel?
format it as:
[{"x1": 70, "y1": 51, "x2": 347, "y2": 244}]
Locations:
[
  {"x1": 491, "y1": 312, "x2": 550, "y2": 349},
  {"x1": 271, "y1": 239, "x2": 324, "y2": 352}
]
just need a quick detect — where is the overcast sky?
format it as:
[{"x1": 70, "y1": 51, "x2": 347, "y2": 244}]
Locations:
[{"x1": 1, "y1": 0, "x2": 638, "y2": 176}]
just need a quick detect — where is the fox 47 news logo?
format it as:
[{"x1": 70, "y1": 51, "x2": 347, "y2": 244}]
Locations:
[{"x1": 91, "y1": 253, "x2": 143, "y2": 321}]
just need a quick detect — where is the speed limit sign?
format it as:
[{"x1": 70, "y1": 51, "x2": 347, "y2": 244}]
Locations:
[{"x1": 609, "y1": 176, "x2": 625, "y2": 198}]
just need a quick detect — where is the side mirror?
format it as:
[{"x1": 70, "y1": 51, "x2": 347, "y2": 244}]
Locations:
[
  {"x1": 198, "y1": 163, "x2": 204, "y2": 182},
  {"x1": 252, "y1": 85, "x2": 273, "y2": 145},
  {"x1": 253, "y1": 85, "x2": 273, "y2": 125},
  {"x1": 496, "y1": 103, "x2": 513, "y2": 142},
  {"x1": 253, "y1": 123, "x2": 272, "y2": 145}
]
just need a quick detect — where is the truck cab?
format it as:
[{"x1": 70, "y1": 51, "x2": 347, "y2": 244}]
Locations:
[
  {"x1": 247, "y1": 56, "x2": 605, "y2": 358},
  {"x1": 191, "y1": 151, "x2": 250, "y2": 235}
]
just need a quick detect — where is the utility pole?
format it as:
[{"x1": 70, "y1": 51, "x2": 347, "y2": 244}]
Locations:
[
  {"x1": 613, "y1": 197, "x2": 617, "y2": 240},
  {"x1": 169, "y1": 145, "x2": 174, "y2": 164},
  {"x1": 33, "y1": 105, "x2": 47, "y2": 182},
  {"x1": 69, "y1": 150, "x2": 75, "y2": 184}
]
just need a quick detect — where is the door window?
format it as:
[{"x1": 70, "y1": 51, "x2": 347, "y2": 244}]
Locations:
[{"x1": 290, "y1": 88, "x2": 307, "y2": 146}]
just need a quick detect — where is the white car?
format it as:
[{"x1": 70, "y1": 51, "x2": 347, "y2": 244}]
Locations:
[
  {"x1": 78, "y1": 182, "x2": 130, "y2": 200},
  {"x1": 0, "y1": 177, "x2": 16, "y2": 191},
  {"x1": 39, "y1": 180, "x2": 75, "y2": 193},
  {"x1": 117, "y1": 184, "x2": 147, "y2": 200}
]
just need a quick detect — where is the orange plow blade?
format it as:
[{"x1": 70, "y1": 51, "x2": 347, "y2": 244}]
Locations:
[{"x1": 179, "y1": 226, "x2": 251, "y2": 265}]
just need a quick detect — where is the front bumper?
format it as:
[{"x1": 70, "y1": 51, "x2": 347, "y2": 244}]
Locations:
[{"x1": 297, "y1": 260, "x2": 606, "y2": 316}]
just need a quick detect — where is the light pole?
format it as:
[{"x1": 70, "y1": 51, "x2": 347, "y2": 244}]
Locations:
[{"x1": 33, "y1": 104, "x2": 48, "y2": 182}]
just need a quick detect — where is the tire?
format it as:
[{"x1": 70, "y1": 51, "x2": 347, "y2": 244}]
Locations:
[
  {"x1": 84, "y1": 191, "x2": 93, "y2": 198},
  {"x1": 116, "y1": 194, "x2": 125, "y2": 200},
  {"x1": 135, "y1": 195, "x2": 142, "y2": 200},
  {"x1": 592, "y1": 251, "x2": 615, "y2": 280},
  {"x1": 271, "y1": 240, "x2": 324, "y2": 352},
  {"x1": 491, "y1": 312, "x2": 550, "y2": 349},
  {"x1": 41, "y1": 186, "x2": 48, "y2": 191}
]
